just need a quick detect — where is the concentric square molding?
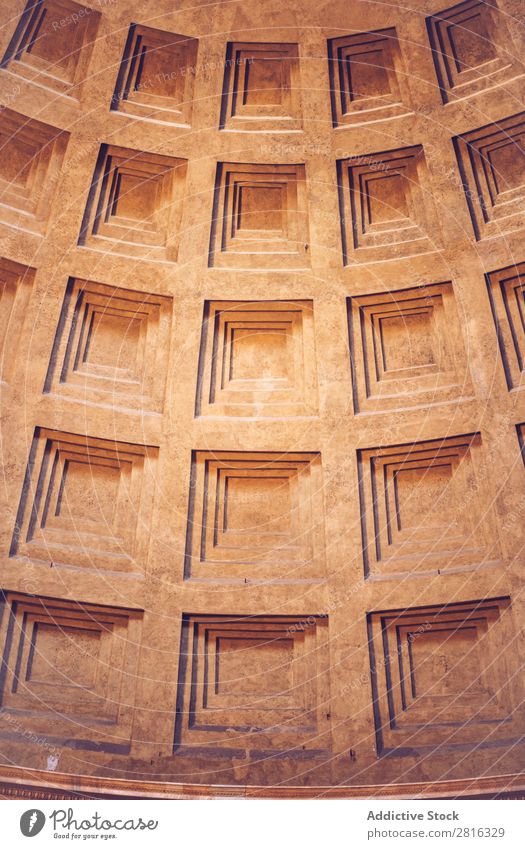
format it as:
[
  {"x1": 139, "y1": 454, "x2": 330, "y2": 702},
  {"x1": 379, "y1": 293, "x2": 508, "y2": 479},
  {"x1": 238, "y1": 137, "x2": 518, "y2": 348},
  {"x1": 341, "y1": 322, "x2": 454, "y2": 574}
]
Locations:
[
  {"x1": 453, "y1": 112, "x2": 525, "y2": 240},
  {"x1": 358, "y1": 433, "x2": 502, "y2": 579},
  {"x1": 195, "y1": 300, "x2": 318, "y2": 417},
  {"x1": 368, "y1": 597, "x2": 517, "y2": 755},
  {"x1": 0, "y1": 257, "x2": 35, "y2": 384},
  {"x1": 486, "y1": 261, "x2": 525, "y2": 391},
  {"x1": 173, "y1": 613, "x2": 330, "y2": 758},
  {"x1": 184, "y1": 451, "x2": 325, "y2": 583},
  {"x1": 43, "y1": 277, "x2": 173, "y2": 413},
  {"x1": 338, "y1": 145, "x2": 440, "y2": 264},
  {"x1": 347, "y1": 282, "x2": 473, "y2": 413},
  {"x1": 1, "y1": 0, "x2": 101, "y2": 98},
  {"x1": 208, "y1": 162, "x2": 309, "y2": 269},
  {"x1": 78, "y1": 144, "x2": 187, "y2": 261},
  {"x1": 427, "y1": 0, "x2": 519, "y2": 103},
  {"x1": 0, "y1": 591, "x2": 142, "y2": 753},
  {"x1": 328, "y1": 28, "x2": 412, "y2": 126},
  {"x1": 0, "y1": 0, "x2": 102, "y2": 99},
  {"x1": 0, "y1": 108, "x2": 69, "y2": 235},
  {"x1": 220, "y1": 42, "x2": 301, "y2": 131},
  {"x1": 111, "y1": 24, "x2": 198, "y2": 125},
  {"x1": 10, "y1": 427, "x2": 158, "y2": 574}
]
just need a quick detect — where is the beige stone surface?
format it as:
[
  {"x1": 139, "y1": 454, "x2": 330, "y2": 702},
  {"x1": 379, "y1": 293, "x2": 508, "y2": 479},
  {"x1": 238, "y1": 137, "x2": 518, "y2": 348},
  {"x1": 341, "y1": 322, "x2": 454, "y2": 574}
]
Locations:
[{"x1": 0, "y1": 0, "x2": 524, "y2": 792}]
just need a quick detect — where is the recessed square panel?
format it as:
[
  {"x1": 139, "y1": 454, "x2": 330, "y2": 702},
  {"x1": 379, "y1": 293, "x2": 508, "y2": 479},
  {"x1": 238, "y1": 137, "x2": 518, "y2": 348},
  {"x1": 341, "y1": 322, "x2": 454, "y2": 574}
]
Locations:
[
  {"x1": 453, "y1": 112, "x2": 525, "y2": 239},
  {"x1": 409, "y1": 627, "x2": 481, "y2": 696},
  {"x1": 78, "y1": 144, "x2": 187, "y2": 261},
  {"x1": 1, "y1": 0, "x2": 101, "y2": 98},
  {"x1": 209, "y1": 163, "x2": 309, "y2": 269},
  {"x1": 196, "y1": 300, "x2": 318, "y2": 417},
  {"x1": 28, "y1": 624, "x2": 100, "y2": 689},
  {"x1": 224, "y1": 475, "x2": 291, "y2": 534},
  {"x1": 328, "y1": 28, "x2": 412, "y2": 126},
  {"x1": 85, "y1": 312, "x2": 140, "y2": 368},
  {"x1": 58, "y1": 459, "x2": 120, "y2": 524},
  {"x1": 0, "y1": 592, "x2": 143, "y2": 753},
  {"x1": 358, "y1": 433, "x2": 502, "y2": 578},
  {"x1": 450, "y1": 15, "x2": 494, "y2": 68},
  {"x1": 184, "y1": 451, "x2": 325, "y2": 583},
  {"x1": 368, "y1": 598, "x2": 518, "y2": 754},
  {"x1": 394, "y1": 463, "x2": 452, "y2": 529},
  {"x1": 0, "y1": 109, "x2": 69, "y2": 235},
  {"x1": 348, "y1": 282, "x2": 472, "y2": 412},
  {"x1": 488, "y1": 140, "x2": 525, "y2": 192},
  {"x1": 114, "y1": 171, "x2": 158, "y2": 221},
  {"x1": 367, "y1": 173, "x2": 409, "y2": 223},
  {"x1": 338, "y1": 146, "x2": 439, "y2": 263},
  {"x1": 10, "y1": 428, "x2": 158, "y2": 574},
  {"x1": 237, "y1": 185, "x2": 284, "y2": 231},
  {"x1": 244, "y1": 56, "x2": 284, "y2": 106},
  {"x1": 380, "y1": 311, "x2": 435, "y2": 371},
  {"x1": 44, "y1": 278, "x2": 172, "y2": 412},
  {"x1": 349, "y1": 50, "x2": 389, "y2": 99},
  {"x1": 112, "y1": 24, "x2": 198, "y2": 125},
  {"x1": 173, "y1": 614, "x2": 331, "y2": 757},
  {"x1": 216, "y1": 636, "x2": 293, "y2": 696},
  {"x1": 427, "y1": 0, "x2": 519, "y2": 102},
  {"x1": 220, "y1": 42, "x2": 301, "y2": 131},
  {"x1": 230, "y1": 326, "x2": 289, "y2": 381}
]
